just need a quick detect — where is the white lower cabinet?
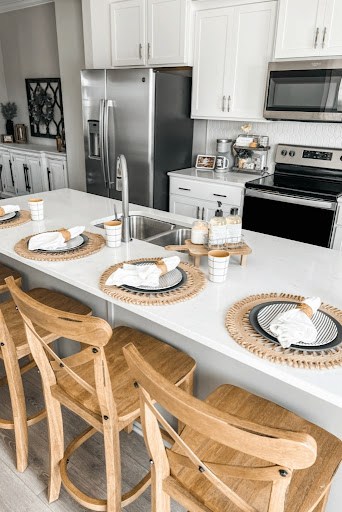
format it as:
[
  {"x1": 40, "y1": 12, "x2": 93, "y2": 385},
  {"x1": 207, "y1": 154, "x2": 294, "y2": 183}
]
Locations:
[
  {"x1": 169, "y1": 176, "x2": 244, "y2": 221},
  {"x1": 0, "y1": 145, "x2": 68, "y2": 197},
  {"x1": 11, "y1": 153, "x2": 43, "y2": 196},
  {"x1": 44, "y1": 157, "x2": 68, "y2": 191},
  {"x1": 0, "y1": 150, "x2": 15, "y2": 197}
]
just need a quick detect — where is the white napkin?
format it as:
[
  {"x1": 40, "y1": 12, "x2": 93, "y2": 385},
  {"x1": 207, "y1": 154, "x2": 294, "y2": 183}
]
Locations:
[
  {"x1": 28, "y1": 226, "x2": 85, "y2": 251},
  {"x1": 0, "y1": 205, "x2": 20, "y2": 216},
  {"x1": 105, "y1": 256, "x2": 180, "y2": 288},
  {"x1": 269, "y1": 297, "x2": 321, "y2": 348}
]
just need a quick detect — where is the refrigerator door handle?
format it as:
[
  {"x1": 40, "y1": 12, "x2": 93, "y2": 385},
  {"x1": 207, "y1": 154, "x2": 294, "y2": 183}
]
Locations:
[
  {"x1": 99, "y1": 99, "x2": 108, "y2": 188},
  {"x1": 104, "y1": 99, "x2": 115, "y2": 188}
]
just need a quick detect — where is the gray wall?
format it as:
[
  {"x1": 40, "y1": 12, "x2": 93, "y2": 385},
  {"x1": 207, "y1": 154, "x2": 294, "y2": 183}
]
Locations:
[
  {"x1": 54, "y1": 0, "x2": 86, "y2": 191},
  {"x1": 0, "y1": 2, "x2": 59, "y2": 146}
]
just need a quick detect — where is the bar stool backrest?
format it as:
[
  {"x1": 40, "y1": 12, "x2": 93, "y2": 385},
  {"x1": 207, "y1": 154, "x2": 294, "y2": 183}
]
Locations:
[{"x1": 123, "y1": 343, "x2": 318, "y2": 512}]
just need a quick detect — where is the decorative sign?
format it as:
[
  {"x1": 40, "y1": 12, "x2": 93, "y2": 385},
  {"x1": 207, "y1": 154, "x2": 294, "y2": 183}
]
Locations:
[{"x1": 25, "y1": 78, "x2": 64, "y2": 139}]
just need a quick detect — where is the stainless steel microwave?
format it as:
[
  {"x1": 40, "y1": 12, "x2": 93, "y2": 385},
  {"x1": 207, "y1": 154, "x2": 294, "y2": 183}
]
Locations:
[{"x1": 264, "y1": 59, "x2": 342, "y2": 122}]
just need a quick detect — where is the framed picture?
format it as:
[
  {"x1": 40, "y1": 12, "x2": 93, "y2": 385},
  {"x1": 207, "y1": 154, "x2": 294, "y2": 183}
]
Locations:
[
  {"x1": 1, "y1": 135, "x2": 14, "y2": 143},
  {"x1": 195, "y1": 154, "x2": 216, "y2": 170},
  {"x1": 14, "y1": 124, "x2": 27, "y2": 144}
]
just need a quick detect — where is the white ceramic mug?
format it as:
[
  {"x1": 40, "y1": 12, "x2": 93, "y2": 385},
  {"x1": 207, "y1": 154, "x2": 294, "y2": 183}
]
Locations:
[
  {"x1": 208, "y1": 249, "x2": 230, "y2": 283},
  {"x1": 104, "y1": 220, "x2": 122, "y2": 248},
  {"x1": 28, "y1": 198, "x2": 44, "y2": 221}
]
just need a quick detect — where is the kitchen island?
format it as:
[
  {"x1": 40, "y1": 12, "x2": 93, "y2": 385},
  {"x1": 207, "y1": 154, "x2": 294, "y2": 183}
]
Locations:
[{"x1": 0, "y1": 188, "x2": 342, "y2": 510}]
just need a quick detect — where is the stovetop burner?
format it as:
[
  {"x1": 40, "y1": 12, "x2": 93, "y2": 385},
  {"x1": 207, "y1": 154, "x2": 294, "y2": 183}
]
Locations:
[{"x1": 245, "y1": 144, "x2": 342, "y2": 202}]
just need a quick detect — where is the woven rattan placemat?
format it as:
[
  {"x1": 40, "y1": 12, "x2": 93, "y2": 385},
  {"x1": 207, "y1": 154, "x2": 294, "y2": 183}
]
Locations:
[
  {"x1": 225, "y1": 293, "x2": 342, "y2": 370},
  {"x1": 99, "y1": 258, "x2": 206, "y2": 306},
  {"x1": 0, "y1": 210, "x2": 31, "y2": 229},
  {"x1": 14, "y1": 231, "x2": 105, "y2": 262}
]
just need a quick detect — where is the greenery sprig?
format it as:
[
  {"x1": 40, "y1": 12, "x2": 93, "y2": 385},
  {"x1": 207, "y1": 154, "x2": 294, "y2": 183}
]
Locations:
[{"x1": 0, "y1": 102, "x2": 18, "y2": 120}]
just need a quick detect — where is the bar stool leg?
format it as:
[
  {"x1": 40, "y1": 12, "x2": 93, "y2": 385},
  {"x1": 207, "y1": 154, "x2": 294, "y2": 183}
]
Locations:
[
  {"x1": 46, "y1": 397, "x2": 64, "y2": 503},
  {"x1": 103, "y1": 424, "x2": 121, "y2": 512},
  {"x1": 1, "y1": 343, "x2": 28, "y2": 472}
]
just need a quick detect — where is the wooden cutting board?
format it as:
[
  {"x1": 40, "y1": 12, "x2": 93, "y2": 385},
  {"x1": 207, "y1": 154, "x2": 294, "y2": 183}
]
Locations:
[{"x1": 165, "y1": 240, "x2": 252, "y2": 267}]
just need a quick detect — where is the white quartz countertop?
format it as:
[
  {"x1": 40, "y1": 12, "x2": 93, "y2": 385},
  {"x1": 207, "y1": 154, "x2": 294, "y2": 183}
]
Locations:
[
  {"x1": 0, "y1": 142, "x2": 66, "y2": 156},
  {"x1": 1, "y1": 189, "x2": 342, "y2": 409},
  {"x1": 168, "y1": 167, "x2": 258, "y2": 187}
]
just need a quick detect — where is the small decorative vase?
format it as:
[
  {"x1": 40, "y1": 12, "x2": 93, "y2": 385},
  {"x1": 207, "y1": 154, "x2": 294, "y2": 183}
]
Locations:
[{"x1": 5, "y1": 119, "x2": 14, "y2": 138}]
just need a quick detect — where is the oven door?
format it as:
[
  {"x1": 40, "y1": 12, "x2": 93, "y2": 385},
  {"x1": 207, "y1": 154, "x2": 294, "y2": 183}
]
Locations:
[
  {"x1": 243, "y1": 189, "x2": 337, "y2": 248},
  {"x1": 264, "y1": 60, "x2": 342, "y2": 122}
]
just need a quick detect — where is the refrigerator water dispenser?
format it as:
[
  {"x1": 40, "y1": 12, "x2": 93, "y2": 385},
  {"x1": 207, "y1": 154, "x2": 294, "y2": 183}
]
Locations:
[{"x1": 88, "y1": 120, "x2": 100, "y2": 158}]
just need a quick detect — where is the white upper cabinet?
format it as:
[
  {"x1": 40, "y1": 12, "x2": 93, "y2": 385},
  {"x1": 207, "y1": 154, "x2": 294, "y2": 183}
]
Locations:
[
  {"x1": 275, "y1": 0, "x2": 342, "y2": 58},
  {"x1": 192, "y1": 1, "x2": 277, "y2": 121},
  {"x1": 321, "y1": 0, "x2": 342, "y2": 56},
  {"x1": 83, "y1": 0, "x2": 192, "y2": 68},
  {"x1": 191, "y1": 8, "x2": 235, "y2": 118},
  {"x1": 229, "y1": 2, "x2": 277, "y2": 119},
  {"x1": 110, "y1": 0, "x2": 146, "y2": 66},
  {"x1": 147, "y1": 0, "x2": 189, "y2": 65}
]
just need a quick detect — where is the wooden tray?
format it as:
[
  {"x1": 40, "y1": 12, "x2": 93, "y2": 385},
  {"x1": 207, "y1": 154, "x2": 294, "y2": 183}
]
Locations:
[{"x1": 165, "y1": 239, "x2": 252, "y2": 267}]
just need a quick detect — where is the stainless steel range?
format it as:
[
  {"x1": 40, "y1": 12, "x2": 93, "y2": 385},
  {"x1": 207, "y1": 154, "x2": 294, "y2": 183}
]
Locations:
[{"x1": 243, "y1": 144, "x2": 342, "y2": 248}]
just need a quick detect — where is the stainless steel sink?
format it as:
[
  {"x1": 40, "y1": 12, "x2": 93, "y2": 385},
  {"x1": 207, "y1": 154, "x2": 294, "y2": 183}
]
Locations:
[
  {"x1": 95, "y1": 215, "x2": 176, "y2": 240},
  {"x1": 147, "y1": 228, "x2": 191, "y2": 247}
]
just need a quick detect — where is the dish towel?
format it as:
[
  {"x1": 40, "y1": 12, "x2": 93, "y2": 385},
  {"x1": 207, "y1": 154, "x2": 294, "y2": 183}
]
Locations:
[
  {"x1": 28, "y1": 226, "x2": 85, "y2": 251},
  {"x1": 105, "y1": 256, "x2": 180, "y2": 288},
  {"x1": 269, "y1": 297, "x2": 321, "y2": 348},
  {"x1": 0, "y1": 205, "x2": 20, "y2": 217}
]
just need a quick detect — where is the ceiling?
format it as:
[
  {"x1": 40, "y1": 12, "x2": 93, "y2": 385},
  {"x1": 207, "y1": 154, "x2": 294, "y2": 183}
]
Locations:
[{"x1": 0, "y1": 0, "x2": 53, "y2": 14}]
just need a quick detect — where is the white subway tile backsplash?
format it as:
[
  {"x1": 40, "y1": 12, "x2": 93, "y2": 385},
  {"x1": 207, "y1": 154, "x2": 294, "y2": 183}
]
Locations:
[{"x1": 206, "y1": 120, "x2": 342, "y2": 172}]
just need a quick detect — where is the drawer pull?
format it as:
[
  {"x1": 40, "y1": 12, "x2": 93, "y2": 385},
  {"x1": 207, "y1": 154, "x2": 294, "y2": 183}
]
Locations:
[
  {"x1": 213, "y1": 193, "x2": 227, "y2": 198},
  {"x1": 179, "y1": 187, "x2": 191, "y2": 191}
]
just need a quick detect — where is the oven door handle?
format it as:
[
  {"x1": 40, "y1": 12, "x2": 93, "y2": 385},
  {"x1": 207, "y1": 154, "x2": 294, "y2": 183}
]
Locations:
[{"x1": 245, "y1": 188, "x2": 336, "y2": 210}]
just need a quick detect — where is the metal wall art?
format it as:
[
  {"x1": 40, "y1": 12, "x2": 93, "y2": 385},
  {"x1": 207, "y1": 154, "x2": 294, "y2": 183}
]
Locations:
[{"x1": 25, "y1": 78, "x2": 64, "y2": 139}]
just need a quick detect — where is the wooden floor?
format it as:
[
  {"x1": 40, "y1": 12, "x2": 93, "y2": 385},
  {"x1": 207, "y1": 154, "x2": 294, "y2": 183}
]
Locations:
[{"x1": 0, "y1": 360, "x2": 185, "y2": 511}]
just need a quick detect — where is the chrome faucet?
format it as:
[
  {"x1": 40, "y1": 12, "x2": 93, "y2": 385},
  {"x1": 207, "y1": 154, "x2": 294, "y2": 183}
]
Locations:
[{"x1": 116, "y1": 154, "x2": 131, "y2": 242}]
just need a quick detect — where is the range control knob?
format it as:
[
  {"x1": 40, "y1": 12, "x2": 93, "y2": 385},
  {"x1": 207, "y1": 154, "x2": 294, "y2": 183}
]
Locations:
[
  {"x1": 289, "y1": 150, "x2": 296, "y2": 157},
  {"x1": 281, "y1": 149, "x2": 288, "y2": 156}
]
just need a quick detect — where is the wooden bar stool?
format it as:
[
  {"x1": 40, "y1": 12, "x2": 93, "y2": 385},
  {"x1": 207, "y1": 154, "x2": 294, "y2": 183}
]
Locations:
[
  {"x1": 123, "y1": 343, "x2": 342, "y2": 512},
  {"x1": 0, "y1": 285, "x2": 91, "y2": 473},
  {"x1": 0, "y1": 263, "x2": 22, "y2": 295},
  {"x1": 6, "y1": 276, "x2": 196, "y2": 512}
]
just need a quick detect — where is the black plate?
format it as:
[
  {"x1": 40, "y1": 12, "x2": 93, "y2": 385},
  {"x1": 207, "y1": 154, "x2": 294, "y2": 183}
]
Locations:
[
  {"x1": 0, "y1": 211, "x2": 19, "y2": 223},
  {"x1": 122, "y1": 266, "x2": 187, "y2": 295},
  {"x1": 249, "y1": 301, "x2": 342, "y2": 351}
]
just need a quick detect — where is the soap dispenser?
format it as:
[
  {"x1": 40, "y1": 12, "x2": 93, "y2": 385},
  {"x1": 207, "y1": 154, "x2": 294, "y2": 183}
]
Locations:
[
  {"x1": 208, "y1": 201, "x2": 227, "y2": 247},
  {"x1": 226, "y1": 207, "x2": 242, "y2": 244}
]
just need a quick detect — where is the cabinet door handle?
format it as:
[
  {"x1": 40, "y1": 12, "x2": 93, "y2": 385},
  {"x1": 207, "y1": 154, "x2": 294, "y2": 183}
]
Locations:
[
  {"x1": 179, "y1": 187, "x2": 191, "y2": 191},
  {"x1": 139, "y1": 43, "x2": 143, "y2": 60},
  {"x1": 197, "y1": 206, "x2": 200, "y2": 219},
  {"x1": 213, "y1": 193, "x2": 227, "y2": 198},
  {"x1": 322, "y1": 27, "x2": 327, "y2": 48},
  {"x1": 148, "y1": 43, "x2": 151, "y2": 59},
  {"x1": 222, "y1": 95, "x2": 226, "y2": 112},
  {"x1": 201, "y1": 207, "x2": 205, "y2": 220},
  {"x1": 227, "y1": 95, "x2": 231, "y2": 112},
  {"x1": 9, "y1": 160, "x2": 14, "y2": 187},
  {"x1": 314, "y1": 27, "x2": 319, "y2": 48},
  {"x1": 23, "y1": 164, "x2": 28, "y2": 190},
  {"x1": 47, "y1": 167, "x2": 52, "y2": 191},
  {"x1": 23, "y1": 164, "x2": 31, "y2": 192},
  {"x1": 0, "y1": 164, "x2": 3, "y2": 191}
]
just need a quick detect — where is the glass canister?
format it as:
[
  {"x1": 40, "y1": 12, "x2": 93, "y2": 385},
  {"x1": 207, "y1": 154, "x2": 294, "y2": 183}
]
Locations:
[
  {"x1": 215, "y1": 139, "x2": 233, "y2": 172},
  {"x1": 191, "y1": 220, "x2": 209, "y2": 245}
]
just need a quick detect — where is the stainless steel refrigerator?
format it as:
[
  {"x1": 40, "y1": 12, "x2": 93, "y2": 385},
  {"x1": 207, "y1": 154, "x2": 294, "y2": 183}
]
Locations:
[{"x1": 81, "y1": 68, "x2": 194, "y2": 211}]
